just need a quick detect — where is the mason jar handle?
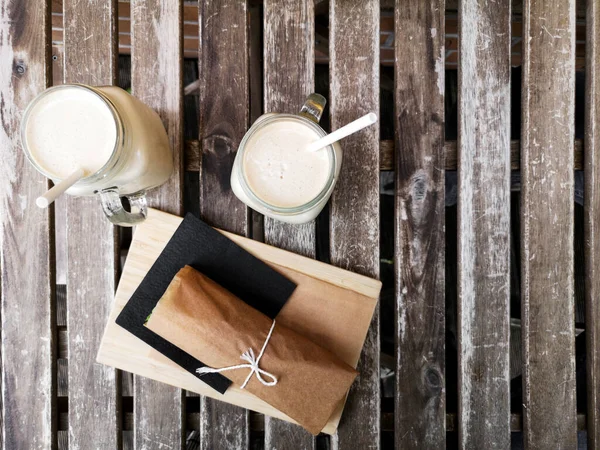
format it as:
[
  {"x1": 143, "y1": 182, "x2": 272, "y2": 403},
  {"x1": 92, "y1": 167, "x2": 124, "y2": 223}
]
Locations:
[
  {"x1": 299, "y1": 93, "x2": 326, "y2": 123},
  {"x1": 98, "y1": 188, "x2": 148, "y2": 227}
]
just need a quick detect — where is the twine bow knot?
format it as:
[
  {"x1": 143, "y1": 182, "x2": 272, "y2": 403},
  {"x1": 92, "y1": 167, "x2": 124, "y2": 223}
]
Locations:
[{"x1": 196, "y1": 320, "x2": 278, "y2": 389}]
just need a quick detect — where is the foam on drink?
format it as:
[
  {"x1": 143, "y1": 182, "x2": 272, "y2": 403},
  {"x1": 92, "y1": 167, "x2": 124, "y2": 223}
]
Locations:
[
  {"x1": 23, "y1": 86, "x2": 117, "y2": 180},
  {"x1": 242, "y1": 119, "x2": 331, "y2": 208}
]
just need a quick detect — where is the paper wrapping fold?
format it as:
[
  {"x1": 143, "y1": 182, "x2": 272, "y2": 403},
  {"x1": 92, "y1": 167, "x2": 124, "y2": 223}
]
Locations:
[{"x1": 145, "y1": 265, "x2": 358, "y2": 435}]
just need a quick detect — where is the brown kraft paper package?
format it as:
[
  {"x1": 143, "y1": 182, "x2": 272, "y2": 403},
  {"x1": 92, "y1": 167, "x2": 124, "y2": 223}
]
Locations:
[{"x1": 145, "y1": 265, "x2": 358, "y2": 435}]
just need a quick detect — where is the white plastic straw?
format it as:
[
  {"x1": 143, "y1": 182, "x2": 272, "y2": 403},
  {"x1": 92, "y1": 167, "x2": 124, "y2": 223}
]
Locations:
[
  {"x1": 306, "y1": 112, "x2": 378, "y2": 152},
  {"x1": 36, "y1": 167, "x2": 85, "y2": 208}
]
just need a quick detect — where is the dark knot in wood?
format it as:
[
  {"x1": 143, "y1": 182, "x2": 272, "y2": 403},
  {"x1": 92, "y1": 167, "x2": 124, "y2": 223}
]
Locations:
[
  {"x1": 411, "y1": 172, "x2": 427, "y2": 202},
  {"x1": 423, "y1": 366, "x2": 443, "y2": 394},
  {"x1": 13, "y1": 60, "x2": 26, "y2": 76}
]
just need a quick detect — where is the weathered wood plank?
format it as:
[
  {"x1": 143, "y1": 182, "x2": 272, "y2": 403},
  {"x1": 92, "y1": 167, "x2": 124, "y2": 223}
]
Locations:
[
  {"x1": 457, "y1": 0, "x2": 511, "y2": 447},
  {"x1": 445, "y1": 0, "x2": 587, "y2": 19},
  {"x1": 131, "y1": 0, "x2": 183, "y2": 216},
  {"x1": 585, "y1": 0, "x2": 600, "y2": 447},
  {"x1": 263, "y1": 0, "x2": 317, "y2": 259},
  {"x1": 0, "y1": 1, "x2": 55, "y2": 448},
  {"x1": 198, "y1": 1, "x2": 249, "y2": 448},
  {"x1": 329, "y1": 1, "x2": 380, "y2": 448},
  {"x1": 56, "y1": 332, "x2": 137, "y2": 399},
  {"x1": 263, "y1": 0, "x2": 317, "y2": 447},
  {"x1": 521, "y1": 0, "x2": 577, "y2": 448},
  {"x1": 63, "y1": 0, "x2": 120, "y2": 448},
  {"x1": 130, "y1": 0, "x2": 185, "y2": 447},
  {"x1": 185, "y1": 138, "x2": 585, "y2": 172},
  {"x1": 449, "y1": 412, "x2": 585, "y2": 433},
  {"x1": 394, "y1": 0, "x2": 445, "y2": 447},
  {"x1": 198, "y1": 0, "x2": 249, "y2": 234}
]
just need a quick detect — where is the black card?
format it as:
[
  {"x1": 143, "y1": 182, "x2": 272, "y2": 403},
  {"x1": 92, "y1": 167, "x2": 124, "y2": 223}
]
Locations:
[{"x1": 116, "y1": 213, "x2": 297, "y2": 394}]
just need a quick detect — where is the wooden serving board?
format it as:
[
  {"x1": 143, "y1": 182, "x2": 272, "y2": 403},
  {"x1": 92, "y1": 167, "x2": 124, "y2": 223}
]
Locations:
[{"x1": 97, "y1": 208, "x2": 381, "y2": 434}]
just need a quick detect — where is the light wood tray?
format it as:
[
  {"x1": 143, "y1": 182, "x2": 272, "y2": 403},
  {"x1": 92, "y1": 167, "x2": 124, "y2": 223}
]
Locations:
[{"x1": 97, "y1": 208, "x2": 381, "y2": 434}]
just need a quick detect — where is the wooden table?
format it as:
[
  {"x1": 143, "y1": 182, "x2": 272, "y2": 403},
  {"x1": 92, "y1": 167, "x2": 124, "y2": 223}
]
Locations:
[{"x1": 0, "y1": 0, "x2": 595, "y2": 449}]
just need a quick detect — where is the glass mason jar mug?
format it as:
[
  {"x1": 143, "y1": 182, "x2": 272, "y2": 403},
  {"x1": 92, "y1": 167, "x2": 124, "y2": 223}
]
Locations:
[
  {"x1": 20, "y1": 84, "x2": 173, "y2": 226},
  {"x1": 231, "y1": 94, "x2": 343, "y2": 224}
]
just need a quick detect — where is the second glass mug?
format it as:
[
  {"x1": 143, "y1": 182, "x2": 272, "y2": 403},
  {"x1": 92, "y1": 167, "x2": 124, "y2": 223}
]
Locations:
[
  {"x1": 231, "y1": 94, "x2": 343, "y2": 224},
  {"x1": 20, "y1": 84, "x2": 173, "y2": 226}
]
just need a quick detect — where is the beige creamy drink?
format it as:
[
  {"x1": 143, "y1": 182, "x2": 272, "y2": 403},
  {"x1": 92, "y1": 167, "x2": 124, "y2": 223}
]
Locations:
[
  {"x1": 231, "y1": 111, "x2": 343, "y2": 225},
  {"x1": 242, "y1": 119, "x2": 330, "y2": 208},
  {"x1": 22, "y1": 85, "x2": 173, "y2": 197},
  {"x1": 25, "y1": 87, "x2": 116, "y2": 179}
]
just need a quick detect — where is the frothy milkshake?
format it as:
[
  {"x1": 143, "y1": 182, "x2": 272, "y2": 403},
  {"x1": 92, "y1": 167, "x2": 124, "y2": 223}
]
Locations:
[
  {"x1": 22, "y1": 85, "x2": 173, "y2": 197},
  {"x1": 231, "y1": 111, "x2": 343, "y2": 225},
  {"x1": 242, "y1": 119, "x2": 331, "y2": 208},
  {"x1": 24, "y1": 87, "x2": 117, "y2": 179}
]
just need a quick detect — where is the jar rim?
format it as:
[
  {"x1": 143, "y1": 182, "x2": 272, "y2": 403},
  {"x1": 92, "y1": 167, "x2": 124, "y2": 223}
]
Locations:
[
  {"x1": 20, "y1": 84, "x2": 125, "y2": 185},
  {"x1": 237, "y1": 114, "x2": 337, "y2": 215}
]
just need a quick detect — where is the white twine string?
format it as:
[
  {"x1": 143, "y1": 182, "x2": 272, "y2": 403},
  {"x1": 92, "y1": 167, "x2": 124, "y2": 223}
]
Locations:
[{"x1": 195, "y1": 320, "x2": 278, "y2": 390}]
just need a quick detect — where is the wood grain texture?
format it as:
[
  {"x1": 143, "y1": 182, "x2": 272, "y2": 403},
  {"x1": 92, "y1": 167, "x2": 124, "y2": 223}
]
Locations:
[
  {"x1": 389, "y1": 411, "x2": 588, "y2": 433},
  {"x1": 263, "y1": 1, "x2": 317, "y2": 447},
  {"x1": 130, "y1": 0, "x2": 185, "y2": 447},
  {"x1": 198, "y1": 1, "x2": 249, "y2": 448},
  {"x1": 457, "y1": 0, "x2": 511, "y2": 447},
  {"x1": 198, "y1": 0, "x2": 249, "y2": 235},
  {"x1": 446, "y1": 0, "x2": 587, "y2": 19},
  {"x1": 185, "y1": 138, "x2": 585, "y2": 172},
  {"x1": 132, "y1": 0, "x2": 183, "y2": 216},
  {"x1": 585, "y1": 0, "x2": 600, "y2": 447},
  {"x1": 0, "y1": 1, "x2": 55, "y2": 448},
  {"x1": 58, "y1": 356, "x2": 135, "y2": 399},
  {"x1": 521, "y1": 0, "x2": 577, "y2": 448},
  {"x1": 263, "y1": 0, "x2": 316, "y2": 260},
  {"x1": 329, "y1": 1, "x2": 380, "y2": 449},
  {"x1": 56, "y1": 354, "x2": 131, "y2": 400},
  {"x1": 63, "y1": 0, "x2": 120, "y2": 448},
  {"x1": 394, "y1": 0, "x2": 445, "y2": 448}
]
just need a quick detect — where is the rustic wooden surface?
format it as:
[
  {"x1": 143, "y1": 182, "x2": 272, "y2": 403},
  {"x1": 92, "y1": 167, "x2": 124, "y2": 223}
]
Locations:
[
  {"x1": 457, "y1": 0, "x2": 511, "y2": 447},
  {"x1": 329, "y1": 1, "x2": 380, "y2": 448},
  {"x1": 51, "y1": 0, "x2": 591, "y2": 68},
  {"x1": 63, "y1": 0, "x2": 121, "y2": 448},
  {"x1": 586, "y1": 0, "x2": 600, "y2": 447},
  {"x1": 446, "y1": 0, "x2": 587, "y2": 18},
  {"x1": 521, "y1": 0, "x2": 577, "y2": 448},
  {"x1": 2, "y1": 1, "x2": 596, "y2": 447},
  {"x1": 394, "y1": 0, "x2": 445, "y2": 448},
  {"x1": 0, "y1": 0, "x2": 55, "y2": 448},
  {"x1": 198, "y1": 1, "x2": 249, "y2": 448},
  {"x1": 131, "y1": 1, "x2": 183, "y2": 215},
  {"x1": 186, "y1": 138, "x2": 585, "y2": 172},
  {"x1": 263, "y1": 0, "x2": 317, "y2": 259},
  {"x1": 130, "y1": 0, "x2": 185, "y2": 448},
  {"x1": 263, "y1": 1, "x2": 317, "y2": 447}
]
